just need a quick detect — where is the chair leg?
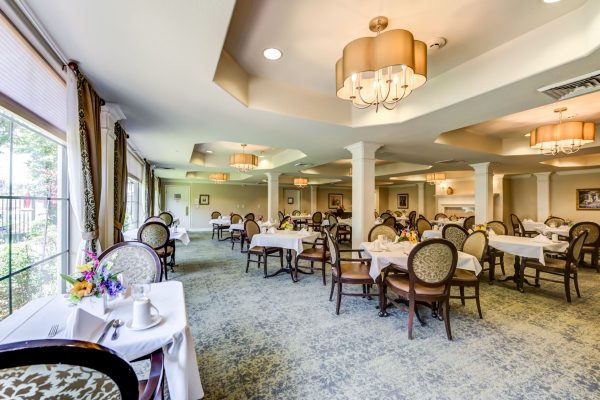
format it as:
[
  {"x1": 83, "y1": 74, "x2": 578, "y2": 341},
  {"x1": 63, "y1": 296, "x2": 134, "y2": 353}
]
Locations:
[
  {"x1": 499, "y1": 254, "x2": 505, "y2": 275},
  {"x1": 329, "y1": 276, "x2": 335, "y2": 301},
  {"x1": 321, "y1": 259, "x2": 326, "y2": 286},
  {"x1": 535, "y1": 270, "x2": 540, "y2": 286},
  {"x1": 280, "y1": 250, "x2": 284, "y2": 267},
  {"x1": 443, "y1": 299, "x2": 452, "y2": 340},
  {"x1": 263, "y1": 254, "x2": 268, "y2": 278},
  {"x1": 246, "y1": 252, "x2": 251, "y2": 273},
  {"x1": 475, "y1": 284, "x2": 483, "y2": 319},
  {"x1": 163, "y1": 255, "x2": 168, "y2": 281},
  {"x1": 459, "y1": 286, "x2": 465, "y2": 306},
  {"x1": 407, "y1": 299, "x2": 415, "y2": 340},
  {"x1": 593, "y1": 249, "x2": 599, "y2": 272},
  {"x1": 564, "y1": 272, "x2": 571, "y2": 303},
  {"x1": 294, "y1": 257, "x2": 299, "y2": 282},
  {"x1": 573, "y1": 272, "x2": 581, "y2": 298},
  {"x1": 335, "y1": 281, "x2": 342, "y2": 315}
]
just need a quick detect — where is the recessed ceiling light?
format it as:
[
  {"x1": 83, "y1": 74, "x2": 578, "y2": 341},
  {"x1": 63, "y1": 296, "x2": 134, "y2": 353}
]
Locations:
[
  {"x1": 205, "y1": 150, "x2": 213, "y2": 154},
  {"x1": 543, "y1": 0, "x2": 561, "y2": 3},
  {"x1": 524, "y1": 133, "x2": 531, "y2": 137},
  {"x1": 263, "y1": 48, "x2": 282, "y2": 61}
]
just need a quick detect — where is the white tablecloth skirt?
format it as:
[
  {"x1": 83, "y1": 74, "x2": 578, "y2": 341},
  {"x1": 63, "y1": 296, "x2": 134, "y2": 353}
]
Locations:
[
  {"x1": 488, "y1": 235, "x2": 568, "y2": 265},
  {"x1": 250, "y1": 231, "x2": 320, "y2": 254},
  {"x1": 209, "y1": 218, "x2": 231, "y2": 226}
]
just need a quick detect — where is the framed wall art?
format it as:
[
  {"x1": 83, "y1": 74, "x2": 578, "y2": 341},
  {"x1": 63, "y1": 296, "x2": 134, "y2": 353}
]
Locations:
[
  {"x1": 397, "y1": 194, "x2": 409, "y2": 209},
  {"x1": 199, "y1": 194, "x2": 210, "y2": 205},
  {"x1": 576, "y1": 188, "x2": 600, "y2": 210}
]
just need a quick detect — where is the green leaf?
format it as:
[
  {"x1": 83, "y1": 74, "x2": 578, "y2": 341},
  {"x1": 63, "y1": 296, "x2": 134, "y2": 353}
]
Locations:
[{"x1": 60, "y1": 273, "x2": 77, "y2": 285}]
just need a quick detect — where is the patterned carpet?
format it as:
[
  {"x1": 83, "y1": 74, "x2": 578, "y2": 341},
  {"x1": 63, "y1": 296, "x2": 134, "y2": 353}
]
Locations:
[{"x1": 168, "y1": 232, "x2": 600, "y2": 400}]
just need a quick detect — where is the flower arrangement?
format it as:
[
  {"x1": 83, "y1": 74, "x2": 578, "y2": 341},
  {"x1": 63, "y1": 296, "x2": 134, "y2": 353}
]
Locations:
[
  {"x1": 396, "y1": 227, "x2": 419, "y2": 243},
  {"x1": 473, "y1": 224, "x2": 490, "y2": 232},
  {"x1": 61, "y1": 250, "x2": 125, "y2": 302},
  {"x1": 281, "y1": 220, "x2": 295, "y2": 231}
]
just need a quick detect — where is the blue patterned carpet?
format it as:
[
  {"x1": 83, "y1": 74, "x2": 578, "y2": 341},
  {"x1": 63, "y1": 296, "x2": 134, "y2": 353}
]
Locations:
[{"x1": 168, "y1": 233, "x2": 600, "y2": 400}]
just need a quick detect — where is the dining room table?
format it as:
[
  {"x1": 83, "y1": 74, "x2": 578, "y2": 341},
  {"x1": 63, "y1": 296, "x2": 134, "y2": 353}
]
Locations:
[
  {"x1": 123, "y1": 225, "x2": 191, "y2": 245},
  {"x1": 209, "y1": 217, "x2": 232, "y2": 241},
  {"x1": 432, "y1": 218, "x2": 466, "y2": 227},
  {"x1": 535, "y1": 225, "x2": 570, "y2": 238},
  {"x1": 421, "y1": 229, "x2": 443, "y2": 239},
  {"x1": 0, "y1": 281, "x2": 203, "y2": 400},
  {"x1": 487, "y1": 234, "x2": 569, "y2": 291},
  {"x1": 249, "y1": 229, "x2": 320, "y2": 281},
  {"x1": 321, "y1": 218, "x2": 352, "y2": 227}
]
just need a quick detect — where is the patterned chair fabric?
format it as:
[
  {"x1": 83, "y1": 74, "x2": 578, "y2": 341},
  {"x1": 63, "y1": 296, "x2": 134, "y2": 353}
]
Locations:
[
  {"x1": 434, "y1": 213, "x2": 448, "y2": 220},
  {"x1": 328, "y1": 214, "x2": 338, "y2": 227},
  {"x1": 487, "y1": 221, "x2": 507, "y2": 235},
  {"x1": 211, "y1": 211, "x2": 221, "y2": 219},
  {"x1": 144, "y1": 216, "x2": 163, "y2": 223},
  {"x1": 382, "y1": 216, "x2": 396, "y2": 227},
  {"x1": 569, "y1": 222, "x2": 600, "y2": 246},
  {"x1": 442, "y1": 225, "x2": 469, "y2": 251},
  {"x1": 416, "y1": 218, "x2": 432, "y2": 236},
  {"x1": 278, "y1": 211, "x2": 285, "y2": 222},
  {"x1": 138, "y1": 221, "x2": 169, "y2": 249},
  {"x1": 408, "y1": 240, "x2": 457, "y2": 285},
  {"x1": 461, "y1": 231, "x2": 488, "y2": 262},
  {"x1": 368, "y1": 224, "x2": 397, "y2": 242},
  {"x1": 99, "y1": 242, "x2": 161, "y2": 284},
  {"x1": 545, "y1": 216, "x2": 566, "y2": 226},
  {"x1": 312, "y1": 212, "x2": 323, "y2": 223},
  {"x1": 158, "y1": 211, "x2": 174, "y2": 226},
  {"x1": 379, "y1": 212, "x2": 392, "y2": 220},
  {"x1": 463, "y1": 216, "x2": 475, "y2": 230},
  {"x1": 245, "y1": 220, "x2": 260, "y2": 240}
]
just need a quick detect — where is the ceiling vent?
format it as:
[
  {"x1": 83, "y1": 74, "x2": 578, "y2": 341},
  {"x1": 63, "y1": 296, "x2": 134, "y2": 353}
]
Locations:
[
  {"x1": 435, "y1": 159, "x2": 464, "y2": 165},
  {"x1": 538, "y1": 70, "x2": 600, "y2": 100}
]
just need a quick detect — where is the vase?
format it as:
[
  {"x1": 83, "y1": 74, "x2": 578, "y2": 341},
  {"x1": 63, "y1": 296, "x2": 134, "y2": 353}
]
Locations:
[{"x1": 78, "y1": 293, "x2": 109, "y2": 317}]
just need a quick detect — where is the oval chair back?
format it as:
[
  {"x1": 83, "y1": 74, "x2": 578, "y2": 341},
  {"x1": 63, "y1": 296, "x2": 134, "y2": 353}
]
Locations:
[
  {"x1": 408, "y1": 239, "x2": 457, "y2": 289},
  {"x1": 158, "y1": 211, "x2": 174, "y2": 227},
  {"x1": 211, "y1": 211, "x2": 221, "y2": 219},
  {"x1": 144, "y1": 216, "x2": 163, "y2": 223},
  {"x1": 244, "y1": 213, "x2": 255, "y2": 221},
  {"x1": 434, "y1": 213, "x2": 448, "y2": 220},
  {"x1": 138, "y1": 221, "x2": 169, "y2": 250},
  {"x1": 382, "y1": 216, "x2": 396, "y2": 228},
  {"x1": 510, "y1": 214, "x2": 523, "y2": 236},
  {"x1": 568, "y1": 231, "x2": 589, "y2": 266},
  {"x1": 442, "y1": 224, "x2": 469, "y2": 251},
  {"x1": 416, "y1": 218, "x2": 432, "y2": 236},
  {"x1": 325, "y1": 229, "x2": 339, "y2": 268},
  {"x1": 463, "y1": 215, "x2": 475, "y2": 230},
  {"x1": 244, "y1": 220, "x2": 261, "y2": 241},
  {"x1": 279, "y1": 216, "x2": 292, "y2": 229},
  {"x1": 379, "y1": 212, "x2": 392, "y2": 220},
  {"x1": 292, "y1": 210, "x2": 300, "y2": 216},
  {"x1": 278, "y1": 211, "x2": 285, "y2": 223},
  {"x1": 231, "y1": 214, "x2": 243, "y2": 224},
  {"x1": 312, "y1": 211, "x2": 323, "y2": 223},
  {"x1": 368, "y1": 224, "x2": 397, "y2": 242},
  {"x1": 544, "y1": 216, "x2": 565, "y2": 227},
  {"x1": 569, "y1": 222, "x2": 600, "y2": 247},
  {"x1": 461, "y1": 231, "x2": 488, "y2": 262},
  {"x1": 328, "y1": 223, "x2": 339, "y2": 241},
  {"x1": 99, "y1": 241, "x2": 161, "y2": 284},
  {"x1": 486, "y1": 220, "x2": 507, "y2": 235},
  {"x1": 328, "y1": 214, "x2": 338, "y2": 227}
]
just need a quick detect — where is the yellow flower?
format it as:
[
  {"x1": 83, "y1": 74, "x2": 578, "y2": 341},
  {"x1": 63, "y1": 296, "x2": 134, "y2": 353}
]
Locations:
[
  {"x1": 70, "y1": 281, "x2": 94, "y2": 298},
  {"x1": 78, "y1": 263, "x2": 91, "y2": 272}
]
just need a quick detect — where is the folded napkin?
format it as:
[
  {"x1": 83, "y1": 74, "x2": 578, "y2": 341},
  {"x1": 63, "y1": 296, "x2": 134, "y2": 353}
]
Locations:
[
  {"x1": 268, "y1": 227, "x2": 276, "y2": 234},
  {"x1": 524, "y1": 218, "x2": 533, "y2": 222},
  {"x1": 64, "y1": 308, "x2": 105, "y2": 341},
  {"x1": 532, "y1": 234, "x2": 552, "y2": 244},
  {"x1": 300, "y1": 228, "x2": 307, "y2": 233}
]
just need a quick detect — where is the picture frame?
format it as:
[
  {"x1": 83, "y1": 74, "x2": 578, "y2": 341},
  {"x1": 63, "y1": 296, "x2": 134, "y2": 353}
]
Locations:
[
  {"x1": 287, "y1": 197, "x2": 294, "y2": 205},
  {"x1": 576, "y1": 188, "x2": 600, "y2": 210},
  {"x1": 397, "y1": 193, "x2": 409, "y2": 209},
  {"x1": 199, "y1": 194, "x2": 210, "y2": 205},
  {"x1": 328, "y1": 193, "x2": 343, "y2": 209}
]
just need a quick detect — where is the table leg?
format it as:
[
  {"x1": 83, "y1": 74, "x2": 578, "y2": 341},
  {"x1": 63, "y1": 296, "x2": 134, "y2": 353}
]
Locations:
[
  {"x1": 498, "y1": 256, "x2": 537, "y2": 292},
  {"x1": 265, "y1": 249, "x2": 295, "y2": 279}
]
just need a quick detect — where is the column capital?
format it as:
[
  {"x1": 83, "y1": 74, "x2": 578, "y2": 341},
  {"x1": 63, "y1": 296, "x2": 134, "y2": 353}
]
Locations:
[
  {"x1": 265, "y1": 172, "x2": 281, "y2": 179},
  {"x1": 101, "y1": 103, "x2": 126, "y2": 123},
  {"x1": 469, "y1": 162, "x2": 492, "y2": 174},
  {"x1": 534, "y1": 172, "x2": 552, "y2": 181},
  {"x1": 344, "y1": 141, "x2": 382, "y2": 159}
]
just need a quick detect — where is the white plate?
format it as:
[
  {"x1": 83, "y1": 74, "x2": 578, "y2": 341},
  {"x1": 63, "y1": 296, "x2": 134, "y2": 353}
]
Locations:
[{"x1": 125, "y1": 315, "x2": 162, "y2": 331}]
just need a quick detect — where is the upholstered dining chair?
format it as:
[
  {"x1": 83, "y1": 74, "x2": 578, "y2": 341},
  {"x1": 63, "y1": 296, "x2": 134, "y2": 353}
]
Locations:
[
  {"x1": 138, "y1": 221, "x2": 172, "y2": 281},
  {"x1": 450, "y1": 231, "x2": 487, "y2": 319},
  {"x1": 245, "y1": 220, "x2": 283, "y2": 277},
  {"x1": 510, "y1": 214, "x2": 536, "y2": 237},
  {"x1": 230, "y1": 213, "x2": 244, "y2": 250},
  {"x1": 442, "y1": 224, "x2": 469, "y2": 251},
  {"x1": 434, "y1": 213, "x2": 448, "y2": 220},
  {"x1": 244, "y1": 212, "x2": 255, "y2": 221},
  {"x1": 294, "y1": 229, "x2": 330, "y2": 285},
  {"x1": 0, "y1": 339, "x2": 164, "y2": 400},
  {"x1": 380, "y1": 212, "x2": 392, "y2": 220},
  {"x1": 144, "y1": 216, "x2": 163, "y2": 223},
  {"x1": 158, "y1": 211, "x2": 174, "y2": 227},
  {"x1": 278, "y1": 211, "x2": 285, "y2": 223},
  {"x1": 484, "y1": 220, "x2": 507, "y2": 281},
  {"x1": 544, "y1": 216, "x2": 566, "y2": 227},
  {"x1": 416, "y1": 218, "x2": 433, "y2": 238},
  {"x1": 327, "y1": 214, "x2": 337, "y2": 227},
  {"x1": 408, "y1": 210, "x2": 417, "y2": 227},
  {"x1": 382, "y1": 216, "x2": 396, "y2": 228},
  {"x1": 521, "y1": 231, "x2": 588, "y2": 302},
  {"x1": 211, "y1": 211, "x2": 221, "y2": 239},
  {"x1": 337, "y1": 220, "x2": 352, "y2": 244},
  {"x1": 368, "y1": 224, "x2": 397, "y2": 242},
  {"x1": 99, "y1": 241, "x2": 161, "y2": 285},
  {"x1": 463, "y1": 215, "x2": 475, "y2": 231},
  {"x1": 569, "y1": 222, "x2": 600, "y2": 272},
  {"x1": 292, "y1": 210, "x2": 301, "y2": 216},
  {"x1": 382, "y1": 239, "x2": 458, "y2": 340},
  {"x1": 325, "y1": 230, "x2": 375, "y2": 315},
  {"x1": 307, "y1": 211, "x2": 323, "y2": 232}
]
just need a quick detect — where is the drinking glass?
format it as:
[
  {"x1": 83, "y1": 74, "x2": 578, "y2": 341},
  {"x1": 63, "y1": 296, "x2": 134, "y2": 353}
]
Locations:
[{"x1": 132, "y1": 283, "x2": 151, "y2": 301}]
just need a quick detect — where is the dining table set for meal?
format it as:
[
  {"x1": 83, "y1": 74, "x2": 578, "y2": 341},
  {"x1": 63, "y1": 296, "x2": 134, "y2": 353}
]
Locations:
[
  {"x1": 432, "y1": 218, "x2": 466, "y2": 226},
  {"x1": 123, "y1": 225, "x2": 191, "y2": 245},
  {"x1": 0, "y1": 281, "x2": 204, "y2": 400}
]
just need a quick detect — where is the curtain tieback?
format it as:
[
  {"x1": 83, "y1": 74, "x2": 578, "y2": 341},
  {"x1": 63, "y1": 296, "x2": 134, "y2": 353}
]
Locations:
[
  {"x1": 114, "y1": 221, "x2": 123, "y2": 230},
  {"x1": 82, "y1": 230, "x2": 98, "y2": 240}
]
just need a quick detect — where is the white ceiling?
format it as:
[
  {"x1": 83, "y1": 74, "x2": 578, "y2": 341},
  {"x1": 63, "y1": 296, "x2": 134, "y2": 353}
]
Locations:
[{"x1": 19, "y1": 0, "x2": 600, "y2": 185}]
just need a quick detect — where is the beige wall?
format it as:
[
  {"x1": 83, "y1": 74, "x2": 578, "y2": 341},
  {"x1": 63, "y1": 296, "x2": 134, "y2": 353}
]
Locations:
[
  {"x1": 424, "y1": 184, "x2": 436, "y2": 220},
  {"x1": 388, "y1": 185, "x2": 418, "y2": 214},
  {"x1": 317, "y1": 187, "x2": 352, "y2": 212},
  {"x1": 508, "y1": 175, "x2": 537, "y2": 220},
  {"x1": 550, "y1": 172, "x2": 600, "y2": 223}
]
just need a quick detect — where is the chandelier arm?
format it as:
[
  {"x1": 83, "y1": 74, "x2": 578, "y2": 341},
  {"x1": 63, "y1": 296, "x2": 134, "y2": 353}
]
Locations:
[{"x1": 357, "y1": 87, "x2": 376, "y2": 106}]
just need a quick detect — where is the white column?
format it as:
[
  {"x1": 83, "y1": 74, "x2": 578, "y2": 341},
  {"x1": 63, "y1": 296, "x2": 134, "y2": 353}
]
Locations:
[
  {"x1": 470, "y1": 162, "x2": 494, "y2": 224},
  {"x1": 310, "y1": 185, "x2": 318, "y2": 214},
  {"x1": 535, "y1": 172, "x2": 552, "y2": 222},
  {"x1": 98, "y1": 103, "x2": 126, "y2": 249},
  {"x1": 345, "y1": 141, "x2": 382, "y2": 248},
  {"x1": 417, "y1": 182, "x2": 425, "y2": 216},
  {"x1": 265, "y1": 172, "x2": 280, "y2": 222}
]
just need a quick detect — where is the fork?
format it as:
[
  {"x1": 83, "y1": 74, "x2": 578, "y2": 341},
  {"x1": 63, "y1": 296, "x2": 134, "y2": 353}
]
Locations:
[{"x1": 47, "y1": 324, "x2": 59, "y2": 338}]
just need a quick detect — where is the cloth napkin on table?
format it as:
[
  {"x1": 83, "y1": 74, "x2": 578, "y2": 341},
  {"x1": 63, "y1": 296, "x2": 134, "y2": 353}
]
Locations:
[
  {"x1": 299, "y1": 227, "x2": 307, "y2": 233},
  {"x1": 268, "y1": 227, "x2": 276, "y2": 234},
  {"x1": 532, "y1": 234, "x2": 552, "y2": 244},
  {"x1": 64, "y1": 307, "x2": 105, "y2": 341}
]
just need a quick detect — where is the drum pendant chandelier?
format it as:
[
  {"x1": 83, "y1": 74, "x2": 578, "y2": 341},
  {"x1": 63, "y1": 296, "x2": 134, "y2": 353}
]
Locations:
[
  {"x1": 530, "y1": 107, "x2": 595, "y2": 155},
  {"x1": 335, "y1": 16, "x2": 427, "y2": 112},
  {"x1": 293, "y1": 177, "x2": 308, "y2": 188},
  {"x1": 209, "y1": 172, "x2": 228, "y2": 184},
  {"x1": 426, "y1": 173, "x2": 446, "y2": 185},
  {"x1": 229, "y1": 144, "x2": 258, "y2": 172}
]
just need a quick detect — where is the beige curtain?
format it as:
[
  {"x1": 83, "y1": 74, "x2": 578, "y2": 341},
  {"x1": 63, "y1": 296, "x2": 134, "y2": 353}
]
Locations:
[
  {"x1": 76, "y1": 71, "x2": 102, "y2": 257},
  {"x1": 113, "y1": 122, "x2": 128, "y2": 242},
  {"x1": 145, "y1": 159, "x2": 154, "y2": 218}
]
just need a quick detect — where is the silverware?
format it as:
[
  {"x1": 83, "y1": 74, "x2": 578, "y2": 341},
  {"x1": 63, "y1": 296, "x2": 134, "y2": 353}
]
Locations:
[
  {"x1": 97, "y1": 319, "x2": 116, "y2": 343},
  {"x1": 110, "y1": 320, "x2": 124, "y2": 341},
  {"x1": 47, "y1": 324, "x2": 59, "y2": 338}
]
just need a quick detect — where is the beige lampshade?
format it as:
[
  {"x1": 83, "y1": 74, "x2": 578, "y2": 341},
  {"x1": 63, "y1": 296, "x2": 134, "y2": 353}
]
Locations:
[
  {"x1": 530, "y1": 121, "x2": 595, "y2": 152},
  {"x1": 426, "y1": 173, "x2": 446, "y2": 182},
  {"x1": 229, "y1": 152, "x2": 258, "y2": 171},
  {"x1": 293, "y1": 177, "x2": 308, "y2": 188},
  {"x1": 209, "y1": 172, "x2": 228, "y2": 183}
]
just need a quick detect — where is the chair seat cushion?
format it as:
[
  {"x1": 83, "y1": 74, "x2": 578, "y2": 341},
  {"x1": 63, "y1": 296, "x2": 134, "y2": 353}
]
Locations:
[
  {"x1": 332, "y1": 262, "x2": 371, "y2": 280},
  {"x1": 386, "y1": 275, "x2": 445, "y2": 296},
  {"x1": 155, "y1": 246, "x2": 174, "y2": 256},
  {"x1": 249, "y1": 246, "x2": 280, "y2": 255},
  {"x1": 298, "y1": 248, "x2": 328, "y2": 259},
  {"x1": 451, "y1": 269, "x2": 478, "y2": 283}
]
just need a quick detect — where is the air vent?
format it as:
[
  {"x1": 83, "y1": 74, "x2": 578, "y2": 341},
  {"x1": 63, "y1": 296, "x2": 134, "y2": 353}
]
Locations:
[
  {"x1": 538, "y1": 70, "x2": 600, "y2": 100},
  {"x1": 294, "y1": 162, "x2": 312, "y2": 167},
  {"x1": 156, "y1": 167, "x2": 174, "y2": 170},
  {"x1": 435, "y1": 159, "x2": 464, "y2": 165}
]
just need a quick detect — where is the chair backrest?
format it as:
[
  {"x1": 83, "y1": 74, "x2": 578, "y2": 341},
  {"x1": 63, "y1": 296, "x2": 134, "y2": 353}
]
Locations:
[
  {"x1": 292, "y1": 210, "x2": 300, "y2": 216},
  {"x1": 278, "y1": 211, "x2": 285, "y2": 222},
  {"x1": 138, "y1": 221, "x2": 169, "y2": 250},
  {"x1": 463, "y1": 215, "x2": 475, "y2": 230},
  {"x1": 328, "y1": 223, "x2": 338, "y2": 240},
  {"x1": 144, "y1": 216, "x2": 163, "y2": 223},
  {"x1": 416, "y1": 218, "x2": 432, "y2": 236},
  {"x1": 380, "y1": 212, "x2": 392, "y2": 220},
  {"x1": 408, "y1": 210, "x2": 416, "y2": 220},
  {"x1": 325, "y1": 229, "x2": 340, "y2": 268},
  {"x1": 312, "y1": 211, "x2": 323, "y2": 223},
  {"x1": 368, "y1": 224, "x2": 397, "y2": 242},
  {"x1": 158, "y1": 211, "x2": 174, "y2": 227},
  {"x1": 244, "y1": 220, "x2": 261, "y2": 240},
  {"x1": 231, "y1": 213, "x2": 243, "y2": 224},
  {"x1": 244, "y1": 213, "x2": 255, "y2": 221},
  {"x1": 99, "y1": 241, "x2": 161, "y2": 284},
  {"x1": 449, "y1": 215, "x2": 458, "y2": 221},
  {"x1": 408, "y1": 239, "x2": 457, "y2": 287},
  {"x1": 461, "y1": 231, "x2": 488, "y2": 262},
  {"x1": 211, "y1": 211, "x2": 221, "y2": 219},
  {"x1": 328, "y1": 214, "x2": 338, "y2": 227},
  {"x1": 434, "y1": 213, "x2": 448, "y2": 220},
  {"x1": 279, "y1": 216, "x2": 292, "y2": 229},
  {"x1": 0, "y1": 339, "x2": 139, "y2": 399},
  {"x1": 567, "y1": 231, "x2": 588, "y2": 267},
  {"x1": 442, "y1": 224, "x2": 469, "y2": 251},
  {"x1": 544, "y1": 216, "x2": 565, "y2": 226},
  {"x1": 510, "y1": 214, "x2": 523, "y2": 236},
  {"x1": 569, "y1": 222, "x2": 600, "y2": 246},
  {"x1": 382, "y1": 216, "x2": 396, "y2": 227},
  {"x1": 486, "y1": 220, "x2": 507, "y2": 235},
  {"x1": 374, "y1": 211, "x2": 379, "y2": 218},
  {"x1": 408, "y1": 211, "x2": 417, "y2": 228}
]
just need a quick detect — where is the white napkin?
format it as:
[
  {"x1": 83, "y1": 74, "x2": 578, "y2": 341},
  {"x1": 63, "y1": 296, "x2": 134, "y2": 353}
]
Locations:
[
  {"x1": 532, "y1": 234, "x2": 552, "y2": 244},
  {"x1": 488, "y1": 229, "x2": 497, "y2": 236},
  {"x1": 524, "y1": 218, "x2": 533, "y2": 222},
  {"x1": 64, "y1": 308, "x2": 105, "y2": 341},
  {"x1": 300, "y1": 227, "x2": 307, "y2": 232},
  {"x1": 268, "y1": 227, "x2": 276, "y2": 234}
]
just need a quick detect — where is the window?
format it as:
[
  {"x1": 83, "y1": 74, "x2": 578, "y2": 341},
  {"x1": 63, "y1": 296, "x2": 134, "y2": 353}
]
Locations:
[
  {"x1": 124, "y1": 177, "x2": 140, "y2": 231},
  {"x1": 0, "y1": 107, "x2": 69, "y2": 318}
]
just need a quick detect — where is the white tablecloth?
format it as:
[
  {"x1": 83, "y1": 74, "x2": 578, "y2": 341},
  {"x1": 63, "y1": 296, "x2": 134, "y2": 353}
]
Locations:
[
  {"x1": 0, "y1": 281, "x2": 203, "y2": 400},
  {"x1": 250, "y1": 230, "x2": 320, "y2": 254},
  {"x1": 488, "y1": 235, "x2": 568, "y2": 265},
  {"x1": 422, "y1": 229, "x2": 443, "y2": 239},
  {"x1": 432, "y1": 218, "x2": 465, "y2": 226},
  {"x1": 360, "y1": 241, "x2": 483, "y2": 281},
  {"x1": 322, "y1": 218, "x2": 352, "y2": 227},
  {"x1": 228, "y1": 221, "x2": 274, "y2": 232},
  {"x1": 536, "y1": 225, "x2": 570, "y2": 237},
  {"x1": 123, "y1": 227, "x2": 191, "y2": 245},
  {"x1": 289, "y1": 214, "x2": 311, "y2": 220},
  {"x1": 522, "y1": 221, "x2": 547, "y2": 232},
  {"x1": 209, "y1": 218, "x2": 231, "y2": 226}
]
